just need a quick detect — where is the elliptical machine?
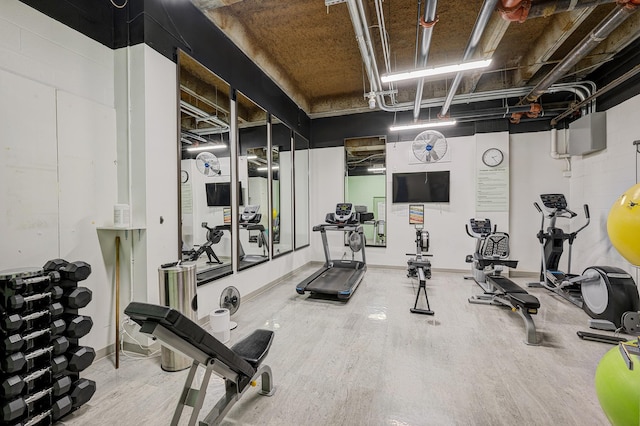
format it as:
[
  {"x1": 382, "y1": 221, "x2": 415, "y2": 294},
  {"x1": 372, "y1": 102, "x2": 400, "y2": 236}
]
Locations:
[{"x1": 531, "y1": 194, "x2": 640, "y2": 332}]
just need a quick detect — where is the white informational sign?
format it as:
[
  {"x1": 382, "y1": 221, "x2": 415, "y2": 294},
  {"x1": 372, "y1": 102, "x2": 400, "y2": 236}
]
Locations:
[
  {"x1": 476, "y1": 167, "x2": 509, "y2": 212},
  {"x1": 181, "y1": 183, "x2": 193, "y2": 214}
]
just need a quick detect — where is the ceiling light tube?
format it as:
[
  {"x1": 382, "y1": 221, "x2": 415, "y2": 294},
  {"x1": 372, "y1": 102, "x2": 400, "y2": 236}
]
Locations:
[
  {"x1": 246, "y1": 155, "x2": 258, "y2": 160},
  {"x1": 186, "y1": 144, "x2": 227, "y2": 152},
  {"x1": 381, "y1": 59, "x2": 492, "y2": 83},
  {"x1": 389, "y1": 120, "x2": 457, "y2": 132},
  {"x1": 256, "y1": 166, "x2": 279, "y2": 171},
  {"x1": 368, "y1": 167, "x2": 386, "y2": 172}
]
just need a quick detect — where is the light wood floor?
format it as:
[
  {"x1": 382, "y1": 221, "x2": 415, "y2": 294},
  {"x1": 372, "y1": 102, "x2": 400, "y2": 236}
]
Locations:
[{"x1": 60, "y1": 265, "x2": 618, "y2": 425}]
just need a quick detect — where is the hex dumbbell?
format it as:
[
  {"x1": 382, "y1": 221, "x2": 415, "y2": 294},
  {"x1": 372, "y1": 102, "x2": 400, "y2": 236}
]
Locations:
[
  {"x1": 61, "y1": 287, "x2": 92, "y2": 309},
  {"x1": 2, "y1": 302, "x2": 64, "y2": 332},
  {"x1": 1, "y1": 376, "x2": 75, "y2": 422},
  {"x1": 6, "y1": 286, "x2": 63, "y2": 312},
  {"x1": 1, "y1": 363, "x2": 74, "y2": 398},
  {"x1": 64, "y1": 315, "x2": 93, "y2": 339},
  {"x1": 2, "y1": 319, "x2": 66, "y2": 353},
  {"x1": 7, "y1": 270, "x2": 61, "y2": 293},
  {"x1": 57, "y1": 261, "x2": 91, "y2": 283},
  {"x1": 65, "y1": 346, "x2": 96, "y2": 373},
  {"x1": 1, "y1": 339, "x2": 70, "y2": 374}
]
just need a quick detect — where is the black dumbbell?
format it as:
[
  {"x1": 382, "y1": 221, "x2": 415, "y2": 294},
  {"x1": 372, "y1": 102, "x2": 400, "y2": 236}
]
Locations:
[
  {"x1": 66, "y1": 346, "x2": 96, "y2": 373},
  {"x1": 2, "y1": 319, "x2": 66, "y2": 354},
  {"x1": 2, "y1": 303, "x2": 64, "y2": 332},
  {"x1": 8, "y1": 270, "x2": 61, "y2": 292},
  {"x1": 65, "y1": 315, "x2": 93, "y2": 339},
  {"x1": 69, "y1": 378, "x2": 96, "y2": 408},
  {"x1": 62, "y1": 287, "x2": 92, "y2": 309},
  {"x1": 1, "y1": 376, "x2": 74, "y2": 422},
  {"x1": 2, "y1": 339, "x2": 69, "y2": 374},
  {"x1": 43, "y1": 259, "x2": 69, "y2": 272},
  {"x1": 1, "y1": 364, "x2": 74, "y2": 399},
  {"x1": 7, "y1": 286, "x2": 63, "y2": 311},
  {"x1": 58, "y1": 261, "x2": 91, "y2": 283}
]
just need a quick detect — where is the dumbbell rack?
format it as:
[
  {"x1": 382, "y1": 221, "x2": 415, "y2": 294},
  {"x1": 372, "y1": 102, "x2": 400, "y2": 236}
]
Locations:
[{"x1": 0, "y1": 259, "x2": 97, "y2": 425}]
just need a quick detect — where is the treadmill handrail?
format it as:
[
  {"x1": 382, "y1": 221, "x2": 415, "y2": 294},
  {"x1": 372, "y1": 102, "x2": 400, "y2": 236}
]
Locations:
[{"x1": 313, "y1": 223, "x2": 363, "y2": 233}]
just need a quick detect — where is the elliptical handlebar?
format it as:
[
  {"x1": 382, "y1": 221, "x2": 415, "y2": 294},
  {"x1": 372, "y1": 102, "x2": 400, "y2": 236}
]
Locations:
[{"x1": 572, "y1": 204, "x2": 591, "y2": 237}]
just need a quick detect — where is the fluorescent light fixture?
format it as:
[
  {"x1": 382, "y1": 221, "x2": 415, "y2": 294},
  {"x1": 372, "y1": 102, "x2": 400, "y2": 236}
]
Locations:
[
  {"x1": 186, "y1": 144, "x2": 227, "y2": 152},
  {"x1": 381, "y1": 59, "x2": 492, "y2": 83},
  {"x1": 368, "y1": 167, "x2": 386, "y2": 172},
  {"x1": 246, "y1": 155, "x2": 258, "y2": 160},
  {"x1": 257, "y1": 166, "x2": 279, "y2": 171},
  {"x1": 389, "y1": 120, "x2": 457, "y2": 132}
]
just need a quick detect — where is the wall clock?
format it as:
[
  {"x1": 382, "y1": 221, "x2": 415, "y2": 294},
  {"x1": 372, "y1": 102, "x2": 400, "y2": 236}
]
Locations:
[
  {"x1": 181, "y1": 170, "x2": 189, "y2": 183},
  {"x1": 482, "y1": 148, "x2": 504, "y2": 167}
]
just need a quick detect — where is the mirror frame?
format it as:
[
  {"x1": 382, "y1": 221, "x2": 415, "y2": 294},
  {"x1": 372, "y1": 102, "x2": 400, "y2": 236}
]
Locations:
[
  {"x1": 293, "y1": 132, "x2": 310, "y2": 250},
  {"x1": 235, "y1": 90, "x2": 270, "y2": 271},
  {"x1": 177, "y1": 50, "x2": 235, "y2": 285},
  {"x1": 344, "y1": 135, "x2": 387, "y2": 248},
  {"x1": 271, "y1": 116, "x2": 294, "y2": 258}
]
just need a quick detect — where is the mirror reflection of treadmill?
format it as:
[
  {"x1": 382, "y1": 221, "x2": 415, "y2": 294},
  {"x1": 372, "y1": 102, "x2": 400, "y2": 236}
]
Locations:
[{"x1": 238, "y1": 205, "x2": 269, "y2": 269}]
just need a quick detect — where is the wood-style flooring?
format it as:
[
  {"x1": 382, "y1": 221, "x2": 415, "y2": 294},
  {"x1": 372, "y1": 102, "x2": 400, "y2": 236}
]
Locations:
[{"x1": 60, "y1": 266, "x2": 618, "y2": 425}]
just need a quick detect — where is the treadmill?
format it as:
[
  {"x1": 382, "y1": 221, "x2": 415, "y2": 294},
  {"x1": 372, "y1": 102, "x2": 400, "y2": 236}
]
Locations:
[{"x1": 296, "y1": 203, "x2": 367, "y2": 300}]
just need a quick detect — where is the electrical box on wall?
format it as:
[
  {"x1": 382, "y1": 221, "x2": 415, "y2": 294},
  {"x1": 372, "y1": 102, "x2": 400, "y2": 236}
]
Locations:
[{"x1": 569, "y1": 111, "x2": 606, "y2": 156}]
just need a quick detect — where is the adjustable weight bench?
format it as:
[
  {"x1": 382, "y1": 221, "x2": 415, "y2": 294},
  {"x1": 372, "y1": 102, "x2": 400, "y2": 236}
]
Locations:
[
  {"x1": 468, "y1": 232, "x2": 541, "y2": 345},
  {"x1": 124, "y1": 302, "x2": 275, "y2": 426}
]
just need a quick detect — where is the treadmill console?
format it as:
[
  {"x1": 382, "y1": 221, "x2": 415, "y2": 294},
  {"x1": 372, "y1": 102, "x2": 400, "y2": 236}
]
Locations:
[
  {"x1": 326, "y1": 203, "x2": 358, "y2": 225},
  {"x1": 540, "y1": 194, "x2": 567, "y2": 210},
  {"x1": 240, "y1": 205, "x2": 262, "y2": 223},
  {"x1": 469, "y1": 218, "x2": 492, "y2": 236}
]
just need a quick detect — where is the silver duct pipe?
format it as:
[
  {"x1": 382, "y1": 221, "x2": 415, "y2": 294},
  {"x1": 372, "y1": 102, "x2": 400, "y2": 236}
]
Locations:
[
  {"x1": 522, "y1": 2, "x2": 640, "y2": 104},
  {"x1": 413, "y1": 0, "x2": 439, "y2": 121},
  {"x1": 439, "y1": 0, "x2": 501, "y2": 117}
]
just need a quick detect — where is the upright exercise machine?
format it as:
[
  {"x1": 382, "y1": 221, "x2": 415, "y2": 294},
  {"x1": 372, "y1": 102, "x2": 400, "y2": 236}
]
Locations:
[
  {"x1": 466, "y1": 219, "x2": 540, "y2": 345},
  {"x1": 406, "y1": 211, "x2": 433, "y2": 315},
  {"x1": 531, "y1": 194, "x2": 639, "y2": 332},
  {"x1": 183, "y1": 222, "x2": 224, "y2": 264},
  {"x1": 238, "y1": 205, "x2": 269, "y2": 266},
  {"x1": 296, "y1": 203, "x2": 367, "y2": 300}
]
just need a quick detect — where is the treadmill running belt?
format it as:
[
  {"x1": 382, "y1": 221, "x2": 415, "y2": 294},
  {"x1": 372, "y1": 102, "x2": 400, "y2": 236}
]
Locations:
[{"x1": 305, "y1": 267, "x2": 358, "y2": 294}]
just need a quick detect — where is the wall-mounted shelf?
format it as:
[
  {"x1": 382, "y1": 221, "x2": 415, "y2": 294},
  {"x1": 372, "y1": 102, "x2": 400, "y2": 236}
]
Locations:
[{"x1": 97, "y1": 226, "x2": 146, "y2": 240}]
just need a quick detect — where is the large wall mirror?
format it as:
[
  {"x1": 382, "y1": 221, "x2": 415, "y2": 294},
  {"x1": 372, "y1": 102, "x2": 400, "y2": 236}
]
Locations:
[
  {"x1": 271, "y1": 117, "x2": 293, "y2": 257},
  {"x1": 344, "y1": 136, "x2": 387, "y2": 247},
  {"x1": 178, "y1": 51, "x2": 233, "y2": 284},
  {"x1": 294, "y1": 133, "x2": 310, "y2": 249},
  {"x1": 236, "y1": 91, "x2": 269, "y2": 270}
]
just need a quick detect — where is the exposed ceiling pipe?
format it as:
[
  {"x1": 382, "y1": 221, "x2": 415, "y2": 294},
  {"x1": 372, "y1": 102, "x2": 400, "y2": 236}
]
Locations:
[
  {"x1": 373, "y1": 0, "x2": 395, "y2": 104},
  {"x1": 438, "y1": 0, "x2": 501, "y2": 118},
  {"x1": 520, "y1": 0, "x2": 640, "y2": 105},
  {"x1": 525, "y1": 0, "x2": 617, "y2": 20},
  {"x1": 413, "y1": 0, "x2": 439, "y2": 121},
  {"x1": 550, "y1": 62, "x2": 640, "y2": 125}
]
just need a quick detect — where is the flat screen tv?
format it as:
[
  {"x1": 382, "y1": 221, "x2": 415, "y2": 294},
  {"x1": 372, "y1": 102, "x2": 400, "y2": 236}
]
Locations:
[
  {"x1": 392, "y1": 171, "x2": 450, "y2": 203},
  {"x1": 205, "y1": 182, "x2": 243, "y2": 206}
]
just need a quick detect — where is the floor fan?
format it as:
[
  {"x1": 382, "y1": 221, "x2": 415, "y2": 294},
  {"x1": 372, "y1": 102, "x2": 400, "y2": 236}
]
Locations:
[{"x1": 220, "y1": 286, "x2": 240, "y2": 330}]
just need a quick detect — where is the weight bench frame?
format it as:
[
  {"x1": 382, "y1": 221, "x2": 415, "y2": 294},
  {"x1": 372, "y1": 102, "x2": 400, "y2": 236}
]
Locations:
[
  {"x1": 125, "y1": 303, "x2": 275, "y2": 426},
  {"x1": 469, "y1": 275, "x2": 539, "y2": 346}
]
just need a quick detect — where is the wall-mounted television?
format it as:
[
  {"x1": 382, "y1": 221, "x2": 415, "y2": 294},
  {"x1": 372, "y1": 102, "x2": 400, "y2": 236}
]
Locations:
[
  {"x1": 205, "y1": 182, "x2": 243, "y2": 206},
  {"x1": 392, "y1": 171, "x2": 450, "y2": 203}
]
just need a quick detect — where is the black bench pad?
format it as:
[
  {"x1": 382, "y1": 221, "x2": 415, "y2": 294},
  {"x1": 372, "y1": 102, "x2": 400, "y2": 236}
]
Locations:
[
  {"x1": 507, "y1": 293, "x2": 540, "y2": 310},
  {"x1": 488, "y1": 276, "x2": 527, "y2": 293},
  {"x1": 124, "y1": 302, "x2": 256, "y2": 378},
  {"x1": 231, "y1": 329, "x2": 274, "y2": 369}
]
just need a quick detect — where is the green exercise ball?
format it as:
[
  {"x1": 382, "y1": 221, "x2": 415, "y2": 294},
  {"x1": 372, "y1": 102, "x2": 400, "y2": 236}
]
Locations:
[{"x1": 595, "y1": 343, "x2": 640, "y2": 425}]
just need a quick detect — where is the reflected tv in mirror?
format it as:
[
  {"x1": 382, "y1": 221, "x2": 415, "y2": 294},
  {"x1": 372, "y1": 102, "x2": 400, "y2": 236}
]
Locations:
[
  {"x1": 205, "y1": 182, "x2": 243, "y2": 206},
  {"x1": 392, "y1": 171, "x2": 450, "y2": 203}
]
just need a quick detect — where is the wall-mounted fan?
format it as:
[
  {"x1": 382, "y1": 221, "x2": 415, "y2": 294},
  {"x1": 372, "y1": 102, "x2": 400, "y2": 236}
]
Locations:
[
  {"x1": 412, "y1": 130, "x2": 448, "y2": 163},
  {"x1": 195, "y1": 151, "x2": 221, "y2": 176},
  {"x1": 220, "y1": 286, "x2": 240, "y2": 330}
]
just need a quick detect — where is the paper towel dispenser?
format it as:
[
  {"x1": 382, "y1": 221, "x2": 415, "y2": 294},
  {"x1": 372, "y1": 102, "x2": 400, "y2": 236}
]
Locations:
[{"x1": 569, "y1": 111, "x2": 606, "y2": 156}]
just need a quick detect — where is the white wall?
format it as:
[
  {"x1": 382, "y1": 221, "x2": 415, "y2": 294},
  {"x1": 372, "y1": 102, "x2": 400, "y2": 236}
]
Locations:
[
  {"x1": 569, "y1": 95, "x2": 640, "y2": 275},
  {"x1": 0, "y1": 0, "x2": 118, "y2": 352},
  {"x1": 509, "y1": 130, "x2": 570, "y2": 273}
]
